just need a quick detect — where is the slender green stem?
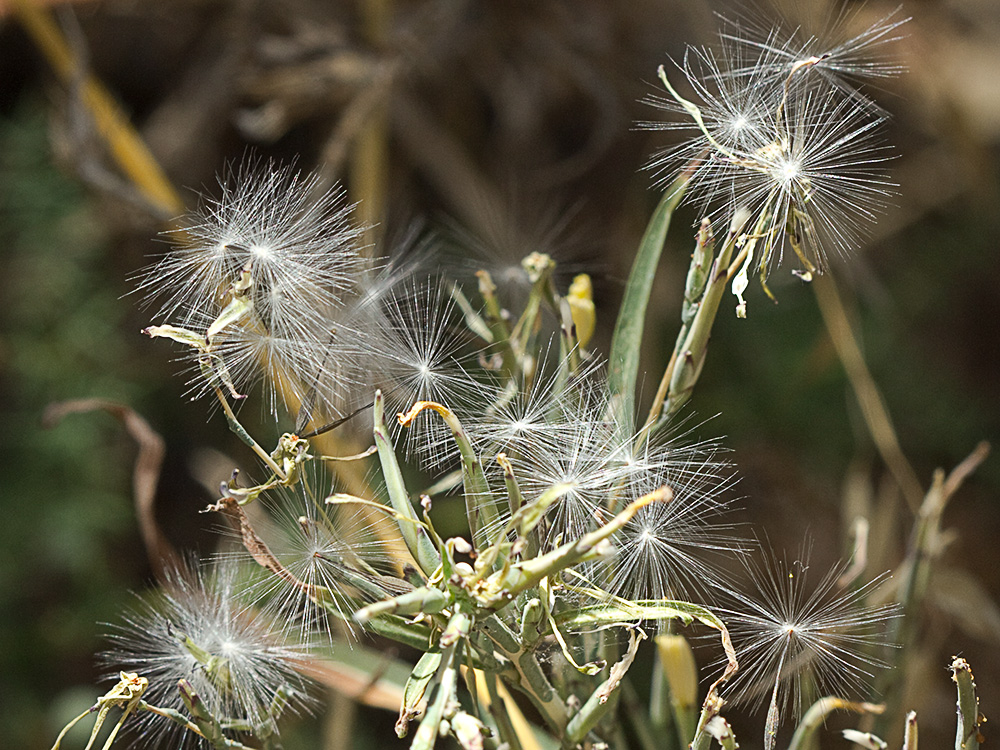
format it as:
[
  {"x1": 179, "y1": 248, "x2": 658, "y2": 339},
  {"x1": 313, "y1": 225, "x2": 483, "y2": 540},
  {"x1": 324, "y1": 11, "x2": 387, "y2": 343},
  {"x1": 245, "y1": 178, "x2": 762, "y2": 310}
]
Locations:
[
  {"x1": 787, "y1": 697, "x2": 884, "y2": 750},
  {"x1": 482, "y1": 617, "x2": 567, "y2": 733},
  {"x1": 482, "y1": 670, "x2": 524, "y2": 750},
  {"x1": 177, "y1": 680, "x2": 252, "y2": 750},
  {"x1": 398, "y1": 400, "x2": 500, "y2": 555},
  {"x1": 690, "y1": 694, "x2": 724, "y2": 750},
  {"x1": 563, "y1": 628, "x2": 645, "y2": 747},
  {"x1": 622, "y1": 679, "x2": 665, "y2": 750},
  {"x1": 212, "y1": 387, "x2": 285, "y2": 479}
]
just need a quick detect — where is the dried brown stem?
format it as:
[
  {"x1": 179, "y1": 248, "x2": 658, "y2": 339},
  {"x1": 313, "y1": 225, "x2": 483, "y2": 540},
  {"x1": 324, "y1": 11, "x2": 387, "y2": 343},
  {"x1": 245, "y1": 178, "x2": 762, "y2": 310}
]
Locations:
[
  {"x1": 42, "y1": 398, "x2": 180, "y2": 583},
  {"x1": 812, "y1": 272, "x2": 925, "y2": 511}
]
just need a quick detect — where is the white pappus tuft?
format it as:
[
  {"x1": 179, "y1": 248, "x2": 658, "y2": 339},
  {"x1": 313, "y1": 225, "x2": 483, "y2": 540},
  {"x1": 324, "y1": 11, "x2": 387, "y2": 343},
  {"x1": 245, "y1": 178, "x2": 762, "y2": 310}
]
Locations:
[
  {"x1": 100, "y1": 559, "x2": 314, "y2": 747},
  {"x1": 139, "y1": 160, "x2": 368, "y2": 325},
  {"x1": 230, "y1": 465, "x2": 404, "y2": 645},
  {"x1": 137, "y1": 160, "x2": 376, "y2": 419},
  {"x1": 598, "y1": 443, "x2": 742, "y2": 607},
  {"x1": 644, "y1": 10, "x2": 905, "y2": 287},
  {"x1": 717, "y1": 545, "x2": 900, "y2": 750}
]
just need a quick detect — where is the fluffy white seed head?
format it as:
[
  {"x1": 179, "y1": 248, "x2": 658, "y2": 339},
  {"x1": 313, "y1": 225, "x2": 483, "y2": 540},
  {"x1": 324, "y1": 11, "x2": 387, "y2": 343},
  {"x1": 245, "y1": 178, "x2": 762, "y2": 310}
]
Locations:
[
  {"x1": 718, "y1": 546, "x2": 899, "y2": 730},
  {"x1": 137, "y1": 161, "x2": 379, "y2": 419},
  {"x1": 354, "y1": 275, "x2": 484, "y2": 462},
  {"x1": 645, "y1": 10, "x2": 903, "y2": 278},
  {"x1": 717, "y1": 5, "x2": 910, "y2": 110},
  {"x1": 599, "y1": 447, "x2": 741, "y2": 606},
  {"x1": 232, "y1": 467, "x2": 401, "y2": 645},
  {"x1": 139, "y1": 161, "x2": 368, "y2": 324},
  {"x1": 101, "y1": 560, "x2": 314, "y2": 747}
]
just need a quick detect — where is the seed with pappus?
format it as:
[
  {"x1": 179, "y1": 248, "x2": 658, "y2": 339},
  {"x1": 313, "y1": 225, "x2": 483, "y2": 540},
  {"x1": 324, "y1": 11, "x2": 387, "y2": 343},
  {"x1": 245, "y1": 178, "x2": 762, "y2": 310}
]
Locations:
[
  {"x1": 101, "y1": 560, "x2": 313, "y2": 747},
  {"x1": 138, "y1": 160, "x2": 368, "y2": 325},
  {"x1": 645, "y1": 11, "x2": 903, "y2": 292},
  {"x1": 599, "y1": 450, "x2": 741, "y2": 606},
  {"x1": 358, "y1": 275, "x2": 484, "y2": 462},
  {"x1": 231, "y1": 465, "x2": 404, "y2": 644},
  {"x1": 716, "y1": 6, "x2": 909, "y2": 110},
  {"x1": 137, "y1": 160, "x2": 374, "y2": 418},
  {"x1": 718, "y1": 547, "x2": 899, "y2": 750}
]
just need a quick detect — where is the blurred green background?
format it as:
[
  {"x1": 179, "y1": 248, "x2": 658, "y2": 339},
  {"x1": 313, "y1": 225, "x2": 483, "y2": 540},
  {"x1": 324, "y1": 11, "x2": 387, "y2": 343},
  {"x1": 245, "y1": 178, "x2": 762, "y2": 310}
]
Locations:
[{"x1": 1, "y1": 0, "x2": 997, "y2": 747}]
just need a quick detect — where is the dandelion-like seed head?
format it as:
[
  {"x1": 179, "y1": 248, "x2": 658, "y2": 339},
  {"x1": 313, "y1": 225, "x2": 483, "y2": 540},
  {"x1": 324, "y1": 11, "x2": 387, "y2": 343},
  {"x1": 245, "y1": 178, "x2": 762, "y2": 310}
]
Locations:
[
  {"x1": 101, "y1": 560, "x2": 313, "y2": 747},
  {"x1": 473, "y1": 371, "x2": 574, "y2": 460},
  {"x1": 772, "y1": 153, "x2": 802, "y2": 186},
  {"x1": 599, "y1": 442, "x2": 741, "y2": 608},
  {"x1": 505, "y1": 376, "x2": 626, "y2": 549},
  {"x1": 719, "y1": 546, "x2": 900, "y2": 749},
  {"x1": 139, "y1": 160, "x2": 367, "y2": 322},
  {"x1": 227, "y1": 465, "x2": 401, "y2": 645},
  {"x1": 136, "y1": 160, "x2": 380, "y2": 419},
  {"x1": 717, "y1": 5, "x2": 910, "y2": 110},
  {"x1": 358, "y1": 275, "x2": 483, "y2": 462},
  {"x1": 645, "y1": 10, "x2": 904, "y2": 289}
]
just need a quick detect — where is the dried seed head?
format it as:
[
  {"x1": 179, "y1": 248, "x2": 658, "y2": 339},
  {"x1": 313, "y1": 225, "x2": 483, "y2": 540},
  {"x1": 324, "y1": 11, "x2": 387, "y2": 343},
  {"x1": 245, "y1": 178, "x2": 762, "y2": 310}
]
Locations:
[
  {"x1": 644, "y1": 10, "x2": 905, "y2": 295},
  {"x1": 718, "y1": 545, "x2": 899, "y2": 746},
  {"x1": 101, "y1": 560, "x2": 314, "y2": 746}
]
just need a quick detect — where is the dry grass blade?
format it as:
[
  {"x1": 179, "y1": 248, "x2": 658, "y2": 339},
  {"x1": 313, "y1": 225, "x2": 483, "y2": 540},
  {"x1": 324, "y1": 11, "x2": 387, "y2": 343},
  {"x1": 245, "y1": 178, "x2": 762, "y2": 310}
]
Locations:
[{"x1": 41, "y1": 398, "x2": 179, "y2": 582}]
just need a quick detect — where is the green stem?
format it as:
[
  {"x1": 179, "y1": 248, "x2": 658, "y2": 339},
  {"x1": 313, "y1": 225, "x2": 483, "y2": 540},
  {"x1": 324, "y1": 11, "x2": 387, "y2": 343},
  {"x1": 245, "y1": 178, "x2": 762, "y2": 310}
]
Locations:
[
  {"x1": 213, "y1": 387, "x2": 285, "y2": 479},
  {"x1": 690, "y1": 694, "x2": 724, "y2": 750},
  {"x1": 622, "y1": 679, "x2": 665, "y2": 750},
  {"x1": 482, "y1": 617, "x2": 567, "y2": 733},
  {"x1": 482, "y1": 670, "x2": 524, "y2": 750},
  {"x1": 494, "y1": 488, "x2": 667, "y2": 599},
  {"x1": 563, "y1": 628, "x2": 644, "y2": 747},
  {"x1": 787, "y1": 697, "x2": 884, "y2": 750},
  {"x1": 177, "y1": 680, "x2": 253, "y2": 750},
  {"x1": 398, "y1": 400, "x2": 501, "y2": 556}
]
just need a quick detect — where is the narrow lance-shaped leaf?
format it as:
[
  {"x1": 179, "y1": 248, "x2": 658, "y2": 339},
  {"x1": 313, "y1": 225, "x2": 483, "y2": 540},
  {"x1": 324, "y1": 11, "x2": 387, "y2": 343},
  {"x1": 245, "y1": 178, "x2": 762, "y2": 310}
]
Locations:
[
  {"x1": 786, "y1": 697, "x2": 885, "y2": 750},
  {"x1": 398, "y1": 401, "x2": 501, "y2": 556},
  {"x1": 607, "y1": 170, "x2": 690, "y2": 428},
  {"x1": 564, "y1": 627, "x2": 647, "y2": 745},
  {"x1": 374, "y1": 392, "x2": 441, "y2": 577},
  {"x1": 397, "y1": 652, "x2": 443, "y2": 738}
]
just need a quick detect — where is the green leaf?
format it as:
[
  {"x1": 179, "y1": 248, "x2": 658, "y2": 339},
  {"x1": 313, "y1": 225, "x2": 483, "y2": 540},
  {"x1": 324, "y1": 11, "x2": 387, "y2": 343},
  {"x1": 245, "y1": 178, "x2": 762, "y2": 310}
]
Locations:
[
  {"x1": 787, "y1": 698, "x2": 885, "y2": 750},
  {"x1": 608, "y1": 173, "x2": 689, "y2": 427},
  {"x1": 373, "y1": 392, "x2": 441, "y2": 577},
  {"x1": 554, "y1": 598, "x2": 715, "y2": 630},
  {"x1": 397, "y1": 652, "x2": 443, "y2": 738}
]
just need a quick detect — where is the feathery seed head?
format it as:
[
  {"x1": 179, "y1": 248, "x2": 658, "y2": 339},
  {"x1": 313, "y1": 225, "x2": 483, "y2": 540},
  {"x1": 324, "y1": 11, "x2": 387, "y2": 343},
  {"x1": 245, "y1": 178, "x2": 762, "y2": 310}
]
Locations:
[
  {"x1": 717, "y1": 6, "x2": 910, "y2": 108},
  {"x1": 645, "y1": 11, "x2": 904, "y2": 288},
  {"x1": 234, "y1": 469, "x2": 400, "y2": 644},
  {"x1": 361, "y1": 276, "x2": 484, "y2": 461},
  {"x1": 600, "y1": 450, "x2": 741, "y2": 606},
  {"x1": 139, "y1": 161, "x2": 367, "y2": 323},
  {"x1": 137, "y1": 161, "x2": 377, "y2": 418},
  {"x1": 101, "y1": 560, "x2": 313, "y2": 746},
  {"x1": 718, "y1": 546, "x2": 899, "y2": 745}
]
